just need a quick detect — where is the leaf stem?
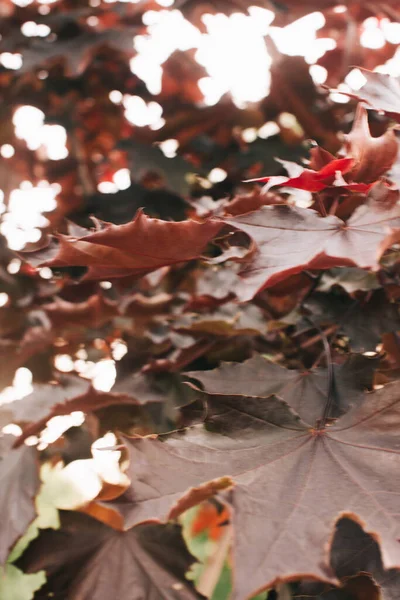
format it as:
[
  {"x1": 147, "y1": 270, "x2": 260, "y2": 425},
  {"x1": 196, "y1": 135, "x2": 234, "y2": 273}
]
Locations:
[{"x1": 304, "y1": 317, "x2": 333, "y2": 429}]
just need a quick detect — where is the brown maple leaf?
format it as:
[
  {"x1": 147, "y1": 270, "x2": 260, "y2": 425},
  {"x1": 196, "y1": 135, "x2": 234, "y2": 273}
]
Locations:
[
  {"x1": 187, "y1": 353, "x2": 376, "y2": 425},
  {"x1": 221, "y1": 200, "x2": 400, "y2": 301},
  {"x1": 18, "y1": 511, "x2": 201, "y2": 600},
  {"x1": 109, "y1": 381, "x2": 400, "y2": 599},
  {"x1": 297, "y1": 517, "x2": 400, "y2": 600},
  {"x1": 301, "y1": 290, "x2": 400, "y2": 352},
  {"x1": 344, "y1": 104, "x2": 398, "y2": 184},
  {"x1": 26, "y1": 210, "x2": 222, "y2": 281}
]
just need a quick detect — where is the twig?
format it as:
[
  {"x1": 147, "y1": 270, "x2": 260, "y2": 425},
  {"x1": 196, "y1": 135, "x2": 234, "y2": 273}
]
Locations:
[
  {"x1": 273, "y1": 325, "x2": 338, "y2": 363},
  {"x1": 304, "y1": 317, "x2": 334, "y2": 428},
  {"x1": 197, "y1": 525, "x2": 232, "y2": 598},
  {"x1": 69, "y1": 124, "x2": 95, "y2": 197},
  {"x1": 316, "y1": 194, "x2": 327, "y2": 217}
]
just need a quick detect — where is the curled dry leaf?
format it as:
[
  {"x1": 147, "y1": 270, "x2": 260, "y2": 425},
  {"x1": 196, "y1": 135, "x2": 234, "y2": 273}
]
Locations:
[
  {"x1": 24, "y1": 210, "x2": 222, "y2": 281},
  {"x1": 344, "y1": 104, "x2": 398, "y2": 184}
]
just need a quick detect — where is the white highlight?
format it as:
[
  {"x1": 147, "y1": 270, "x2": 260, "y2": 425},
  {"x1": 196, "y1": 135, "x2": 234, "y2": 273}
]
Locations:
[
  {"x1": 0, "y1": 144, "x2": 15, "y2": 158},
  {"x1": 123, "y1": 95, "x2": 163, "y2": 127},
  {"x1": 54, "y1": 354, "x2": 74, "y2": 373},
  {"x1": 21, "y1": 21, "x2": 51, "y2": 37},
  {"x1": 0, "y1": 53, "x2": 23, "y2": 70},
  {"x1": 0, "y1": 293, "x2": 9, "y2": 307},
  {"x1": 309, "y1": 64, "x2": 328, "y2": 85},
  {"x1": 13, "y1": 106, "x2": 68, "y2": 160},
  {"x1": 159, "y1": 138, "x2": 178, "y2": 158},
  {"x1": 270, "y1": 12, "x2": 334, "y2": 64},
  {"x1": 1, "y1": 181, "x2": 59, "y2": 250},
  {"x1": 361, "y1": 18, "x2": 386, "y2": 50},
  {"x1": 113, "y1": 168, "x2": 131, "y2": 190},
  {"x1": 109, "y1": 90, "x2": 123, "y2": 104},
  {"x1": 242, "y1": 128, "x2": 258, "y2": 143},
  {"x1": 111, "y1": 339, "x2": 128, "y2": 361},
  {"x1": 98, "y1": 181, "x2": 118, "y2": 194},
  {"x1": 208, "y1": 168, "x2": 227, "y2": 183},
  {"x1": 196, "y1": 12, "x2": 272, "y2": 106},
  {"x1": 132, "y1": 8, "x2": 273, "y2": 107},
  {"x1": 345, "y1": 68, "x2": 367, "y2": 91},
  {"x1": 258, "y1": 121, "x2": 280, "y2": 139},
  {"x1": 0, "y1": 368, "x2": 33, "y2": 407}
]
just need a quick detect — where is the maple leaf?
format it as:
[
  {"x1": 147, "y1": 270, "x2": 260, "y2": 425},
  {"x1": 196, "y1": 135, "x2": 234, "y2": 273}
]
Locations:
[
  {"x1": 0, "y1": 436, "x2": 40, "y2": 565},
  {"x1": 221, "y1": 201, "x2": 400, "y2": 301},
  {"x1": 18, "y1": 511, "x2": 202, "y2": 600},
  {"x1": 109, "y1": 380, "x2": 400, "y2": 599},
  {"x1": 26, "y1": 210, "x2": 222, "y2": 281},
  {"x1": 186, "y1": 353, "x2": 376, "y2": 425}
]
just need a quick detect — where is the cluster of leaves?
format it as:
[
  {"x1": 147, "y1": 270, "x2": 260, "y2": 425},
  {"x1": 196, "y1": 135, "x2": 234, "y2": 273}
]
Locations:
[{"x1": 2, "y1": 1, "x2": 400, "y2": 599}]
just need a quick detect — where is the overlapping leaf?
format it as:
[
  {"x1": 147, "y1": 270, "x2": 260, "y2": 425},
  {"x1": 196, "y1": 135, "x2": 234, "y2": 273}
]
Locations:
[
  {"x1": 221, "y1": 200, "x2": 400, "y2": 300},
  {"x1": 245, "y1": 157, "x2": 365, "y2": 192},
  {"x1": 346, "y1": 69, "x2": 400, "y2": 119},
  {"x1": 301, "y1": 290, "x2": 400, "y2": 351},
  {"x1": 18, "y1": 511, "x2": 201, "y2": 600},
  {"x1": 246, "y1": 107, "x2": 398, "y2": 193},
  {"x1": 6, "y1": 373, "x2": 166, "y2": 445},
  {"x1": 297, "y1": 518, "x2": 399, "y2": 599},
  {"x1": 187, "y1": 353, "x2": 376, "y2": 424},
  {"x1": 110, "y1": 380, "x2": 400, "y2": 599}
]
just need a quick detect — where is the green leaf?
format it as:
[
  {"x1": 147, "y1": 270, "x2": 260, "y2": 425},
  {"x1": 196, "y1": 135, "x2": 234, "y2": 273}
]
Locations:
[
  {"x1": 211, "y1": 562, "x2": 231, "y2": 600},
  {"x1": 0, "y1": 565, "x2": 46, "y2": 600}
]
